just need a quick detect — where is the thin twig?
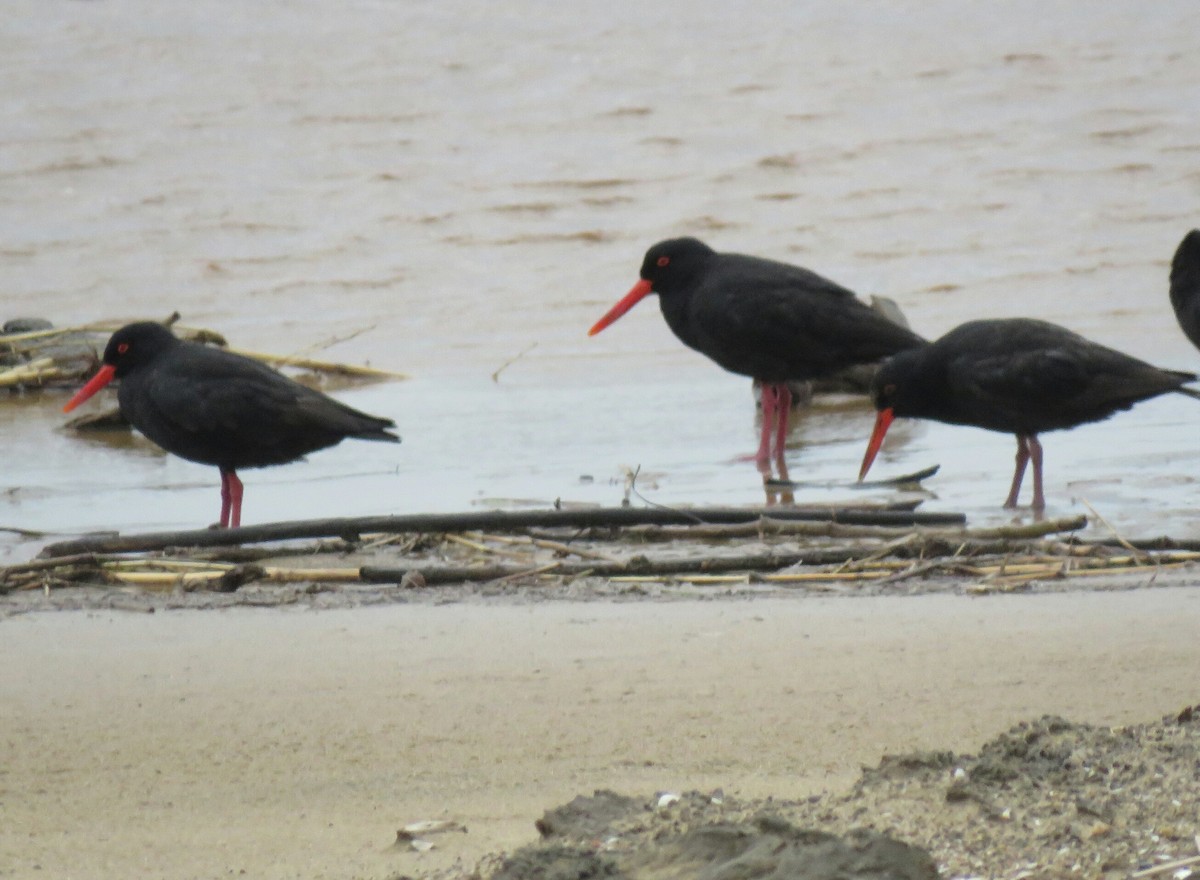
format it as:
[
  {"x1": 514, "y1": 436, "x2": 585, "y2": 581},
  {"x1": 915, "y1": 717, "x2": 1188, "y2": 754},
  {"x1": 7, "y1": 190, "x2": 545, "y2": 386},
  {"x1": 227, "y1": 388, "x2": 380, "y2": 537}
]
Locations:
[
  {"x1": 224, "y1": 347, "x2": 407, "y2": 380},
  {"x1": 490, "y1": 342, "x2": 537, "y2": 383},
  {"x1": 1129, "y1": 854, "x2": 1200, "y2": 878},
  {"x1": 1075, "y1": 497, "x2": 1147, "y2": 559},
  {"x1": 477, "y1": 532, "x2": 624, "y2": 564},
  {"x1": 442, "y1": 533, "x2": 535, "y2": 561}
]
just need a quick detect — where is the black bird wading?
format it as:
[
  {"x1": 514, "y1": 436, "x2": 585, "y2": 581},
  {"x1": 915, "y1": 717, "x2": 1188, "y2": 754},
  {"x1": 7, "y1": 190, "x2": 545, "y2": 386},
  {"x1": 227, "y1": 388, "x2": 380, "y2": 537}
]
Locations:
[{"x1": 65, "y1": 322, "x2": 399, "y2": 527}]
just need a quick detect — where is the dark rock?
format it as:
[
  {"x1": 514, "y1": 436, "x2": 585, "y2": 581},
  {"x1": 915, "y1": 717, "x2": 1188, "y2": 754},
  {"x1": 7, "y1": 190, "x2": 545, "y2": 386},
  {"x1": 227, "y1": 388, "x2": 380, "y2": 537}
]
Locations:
[
  {"x1": 625, "y1": 819, "x2": 939, "y2": 880},
  {"x1": 863, "y1": 751, "x2": 957, "y2": 783},
  {"x1": 492, "y1": 846, "x2": 624, "y2": 880},
  {"x1": 535, "y1": 790, "x2": 645, "y2": 840},
  {"x1": 2, "y1": 318, "x2": 54, "y2": 334}
]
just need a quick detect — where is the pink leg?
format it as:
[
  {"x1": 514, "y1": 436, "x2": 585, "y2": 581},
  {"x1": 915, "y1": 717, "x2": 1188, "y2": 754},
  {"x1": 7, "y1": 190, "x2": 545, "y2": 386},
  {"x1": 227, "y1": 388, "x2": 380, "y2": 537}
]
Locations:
[
  {"x1": 1003, "y1": 435, "x2": 1031, "y2": 509},
  {"x1": 772, "y1": 383, "x2": 793, "y2": 460},
  {"x1": 219, "y1": 469, "x2": 244, "y2": 529},
  {"x1": 227, "y1": 471, "x2": 243, "y2": 528},
  {"x1": 753, "y1": 383, "x2": 777, "y2": 465},
  {"x1": 1027, "y1": 435, "x2": 1045, "y2": 513},
  {"x1": 219, "y1": 470, "x2": 232, "y2": 528}
]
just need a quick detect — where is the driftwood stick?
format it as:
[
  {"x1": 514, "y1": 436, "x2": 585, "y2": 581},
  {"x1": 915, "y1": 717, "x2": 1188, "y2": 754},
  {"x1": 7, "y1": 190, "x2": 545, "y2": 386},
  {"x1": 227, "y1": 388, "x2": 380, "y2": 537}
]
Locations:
[
  {"x1": 620, "y1": 514, "x2": 1086, "y2": 544},
  {"x1": 107, "y1": 566, "x2": 366, "y2": 589},
  {"x1": 486, "y1": 561, "x2": 563, "y2": 584},
  {"x1": 476, "y1": 532, "x2": 625, "y2": 564},
  {"x1": 0, "y1": 553, "x2": 110, "y2": 583},
  {"x1": 360, "y1": 550, "x2": 815, "y2": 585},
  {"x1": 766, "y1": 464, "x2": 941, "y2": 489},
  {"x1": 956, "y1": 515, "x2": 1088, "y2": 539},
  {"x1": 38, "y1": 506, "x2": 967, "y2": 558},
  {"x1": 622, "y1": 519, "x2": 897, "y2": 541},
  {"x1": 1077, "y1": 499, "x2": 1151, "y2": 562},
  {"x1": 1095, "y1": 537, "x2": 1200, "y2": 552},
  {"x1": 223, "y1": 347, "x2": 407, "y2": 380},
  {"x1": 0, "y1": 359, "x2": 68, "y2": 388},
  {"x1": 441, "y1": 533, "x2": 534, "y2": 561}
]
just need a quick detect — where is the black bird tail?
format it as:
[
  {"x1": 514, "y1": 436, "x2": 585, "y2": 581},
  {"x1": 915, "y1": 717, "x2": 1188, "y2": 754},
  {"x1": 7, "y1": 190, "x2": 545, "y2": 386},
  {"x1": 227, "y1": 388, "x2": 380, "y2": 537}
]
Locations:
[
  {"x1": 1175, "y1": 385, "x2": 1200, "y2": 402},
  {"x1": 358, "y1": 427, "x2": 402, "y2": 443}
]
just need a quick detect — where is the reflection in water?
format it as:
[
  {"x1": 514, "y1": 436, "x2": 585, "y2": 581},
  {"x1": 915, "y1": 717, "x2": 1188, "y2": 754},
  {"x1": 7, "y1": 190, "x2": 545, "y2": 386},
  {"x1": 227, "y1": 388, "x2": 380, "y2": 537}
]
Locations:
[{"x1": 758, "y1": 450, "x2": 794, "y2": 506}]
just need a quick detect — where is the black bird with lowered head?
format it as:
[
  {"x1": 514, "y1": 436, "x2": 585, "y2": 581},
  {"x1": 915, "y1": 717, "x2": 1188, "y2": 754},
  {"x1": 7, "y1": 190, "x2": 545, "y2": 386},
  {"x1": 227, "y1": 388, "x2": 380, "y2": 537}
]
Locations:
[
  {"x1": 64, "y1": 322, "x2": 400, "y2": 528},
  {"x1": 589, "y1": 237, "x2": 925, "y2": 466},
  {"x1": 858, "y1": 318, "x2": 1200, "y2": 512}
]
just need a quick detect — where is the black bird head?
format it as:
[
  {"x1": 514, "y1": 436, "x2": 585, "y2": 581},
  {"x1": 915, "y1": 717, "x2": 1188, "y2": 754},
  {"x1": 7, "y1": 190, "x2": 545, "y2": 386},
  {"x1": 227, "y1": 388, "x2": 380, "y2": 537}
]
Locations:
[
  {"x1": 588, "y1": 237, "x2": 717, "y2": 336},
  {"x1": 64, "y1": 322, "x2": 180, "y2": 412},
  {"x1": 858, "y1": 348, "x2": 929, "y2": 481},
  {"x1": 101, "y1": 322, "x2": 180, "y2": 377}
]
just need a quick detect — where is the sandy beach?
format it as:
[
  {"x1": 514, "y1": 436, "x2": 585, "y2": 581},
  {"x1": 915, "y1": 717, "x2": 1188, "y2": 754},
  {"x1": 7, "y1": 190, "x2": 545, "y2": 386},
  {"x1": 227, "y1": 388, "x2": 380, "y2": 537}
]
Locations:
[{"x1": 3, "y1": 587, "x2": 1199, "y2": 879}]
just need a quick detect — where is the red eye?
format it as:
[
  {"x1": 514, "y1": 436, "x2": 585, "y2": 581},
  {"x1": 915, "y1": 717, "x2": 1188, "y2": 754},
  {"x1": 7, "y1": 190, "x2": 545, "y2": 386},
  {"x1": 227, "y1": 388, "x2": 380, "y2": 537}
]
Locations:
[
  {"x1": 656, "y1": 256, "x2": 670, "y2": 267},
  {"x1": 117, "y1": 343, "x2": 130, "y2": 354}
]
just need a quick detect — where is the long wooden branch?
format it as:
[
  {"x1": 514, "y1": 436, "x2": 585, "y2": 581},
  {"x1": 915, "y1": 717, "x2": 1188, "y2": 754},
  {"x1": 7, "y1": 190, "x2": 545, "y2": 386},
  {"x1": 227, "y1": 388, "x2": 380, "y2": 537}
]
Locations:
[
  {"x1": 614, "y1": 514, "x2": 1087, "y2": 543},
  {"x1": 38, "y1": 506, "x2": 967, "y2": 558},
  {"x1": 360, "y1": 547, "x2": 859, "y2": 585}
]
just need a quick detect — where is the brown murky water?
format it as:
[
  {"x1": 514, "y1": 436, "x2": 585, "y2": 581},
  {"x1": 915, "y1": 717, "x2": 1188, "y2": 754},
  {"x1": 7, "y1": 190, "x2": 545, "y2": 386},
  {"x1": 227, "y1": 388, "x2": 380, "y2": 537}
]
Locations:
[{"x1": 4, "y1": 1, "x2": 1200, "y2": 564}]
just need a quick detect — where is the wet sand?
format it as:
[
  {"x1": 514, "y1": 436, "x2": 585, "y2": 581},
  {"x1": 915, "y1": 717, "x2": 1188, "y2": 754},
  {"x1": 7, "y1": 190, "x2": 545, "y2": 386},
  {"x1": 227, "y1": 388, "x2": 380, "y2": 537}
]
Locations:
[{"x1": 3, "y1": 587, "x2": 1199, "y2": 879}]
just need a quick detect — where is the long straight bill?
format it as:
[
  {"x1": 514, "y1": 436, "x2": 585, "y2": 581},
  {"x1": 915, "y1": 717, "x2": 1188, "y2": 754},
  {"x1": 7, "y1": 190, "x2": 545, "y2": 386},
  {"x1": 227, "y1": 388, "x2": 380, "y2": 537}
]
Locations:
[
  {"x1": 587, "y1": 279, "x2": 653, "y2": 336},
  {"x1": 63, "y1": 364, "x2": 117, "y2": 413},
  {"x1": 858, "y1": 407, "x2": 895, "y2": 481}
]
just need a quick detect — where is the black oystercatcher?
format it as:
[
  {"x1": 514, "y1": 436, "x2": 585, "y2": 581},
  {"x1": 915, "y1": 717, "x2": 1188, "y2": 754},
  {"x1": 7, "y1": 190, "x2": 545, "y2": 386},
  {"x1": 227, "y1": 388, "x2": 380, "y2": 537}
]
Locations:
[
  {"x1": 64, "y1": 322, "x2": 400, "y2": 528},
  {"x1": 1168, "y1": 229, "x2": 1200, "y2": 350},
  {"x1": 589, "y1": 238, "x2": 925, "y2": 466},
  {"x1": 858, "y1": 318, "x2": 1200, "y2": 511}
]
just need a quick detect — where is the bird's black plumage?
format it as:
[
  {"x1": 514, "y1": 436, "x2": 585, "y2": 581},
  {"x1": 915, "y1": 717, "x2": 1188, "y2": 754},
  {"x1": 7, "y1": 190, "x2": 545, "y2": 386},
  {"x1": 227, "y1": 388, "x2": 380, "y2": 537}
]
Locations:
[
  {"x1": 862, "y1": 318, "x2": 1198, "y2": 510},
  {"x1": 67, "y1": 322, "x2": 399, "y2": 527},
  {"x1": 107, "y1": 323, "x2": 397, "y2": 470},
  {"x1": 872, "y1": 318, "x2": 1196, "y2": 434},
  {"x1": 1168, "y1": 229, "x2": 1200, "y2": 351},
  {"x1": 639, "y1": 238, "x2": 925, "y2": 383},
  {"x1": 590, "y1": 237, "x2": 926, "y2": 466}
]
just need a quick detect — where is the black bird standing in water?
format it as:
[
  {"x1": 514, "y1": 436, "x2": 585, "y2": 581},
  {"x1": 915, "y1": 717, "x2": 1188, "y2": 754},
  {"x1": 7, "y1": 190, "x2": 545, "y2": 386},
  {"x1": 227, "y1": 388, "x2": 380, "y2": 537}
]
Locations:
[
  {"x1": 589, "y1": 237, "x2": 925, "y2": 470},
  {"x1": 858, "y1": 318, "x2": 1200, "y2": 511},
  {"x1": 65, "y1": 322, "x2": 400, "y2": 527}
]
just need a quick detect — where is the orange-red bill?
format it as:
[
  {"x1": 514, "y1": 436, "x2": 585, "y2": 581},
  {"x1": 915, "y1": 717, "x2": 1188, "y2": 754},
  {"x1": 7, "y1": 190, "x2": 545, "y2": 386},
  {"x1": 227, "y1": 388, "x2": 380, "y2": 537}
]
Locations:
[
  {"x1": 858, "y1": 407, "x2": 895, "y2": 481},
  {"x1": 587, "y1": 279, "x2": 653, "y2": 336},
  {"x1": 63, "y1": 363, "x2": 117, "y2": 413}
]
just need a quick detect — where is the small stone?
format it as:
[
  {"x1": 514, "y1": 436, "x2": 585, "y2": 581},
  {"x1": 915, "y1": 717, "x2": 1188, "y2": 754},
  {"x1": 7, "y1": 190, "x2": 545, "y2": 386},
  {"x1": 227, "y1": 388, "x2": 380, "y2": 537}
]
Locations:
[
  {"x1": 656, "y1": 793, "x2": 681, "y2": 810},
  {"x1": 400, "y1": 570, "x2": 426, "y2": 589}
]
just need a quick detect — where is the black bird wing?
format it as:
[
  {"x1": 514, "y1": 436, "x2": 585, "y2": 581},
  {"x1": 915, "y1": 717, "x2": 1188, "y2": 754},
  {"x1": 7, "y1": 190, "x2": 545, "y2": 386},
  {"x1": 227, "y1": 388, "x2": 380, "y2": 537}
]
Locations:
[
  {"x1": 684, "y1": 257, "x2": 924, "y2": 381},
  {"x1": 944, "y1": 321, "x2": 1192, "y2": 433},
  {"x1": 121, "y1": 346, "x2": 397, "y2": 468}
]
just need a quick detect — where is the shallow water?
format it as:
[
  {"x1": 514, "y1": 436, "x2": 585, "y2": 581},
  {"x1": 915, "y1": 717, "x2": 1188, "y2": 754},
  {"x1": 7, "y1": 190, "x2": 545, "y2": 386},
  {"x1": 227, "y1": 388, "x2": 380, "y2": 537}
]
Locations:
[{"x1": 3, "y1": 0, "x2": 1200, "y2": 563}]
